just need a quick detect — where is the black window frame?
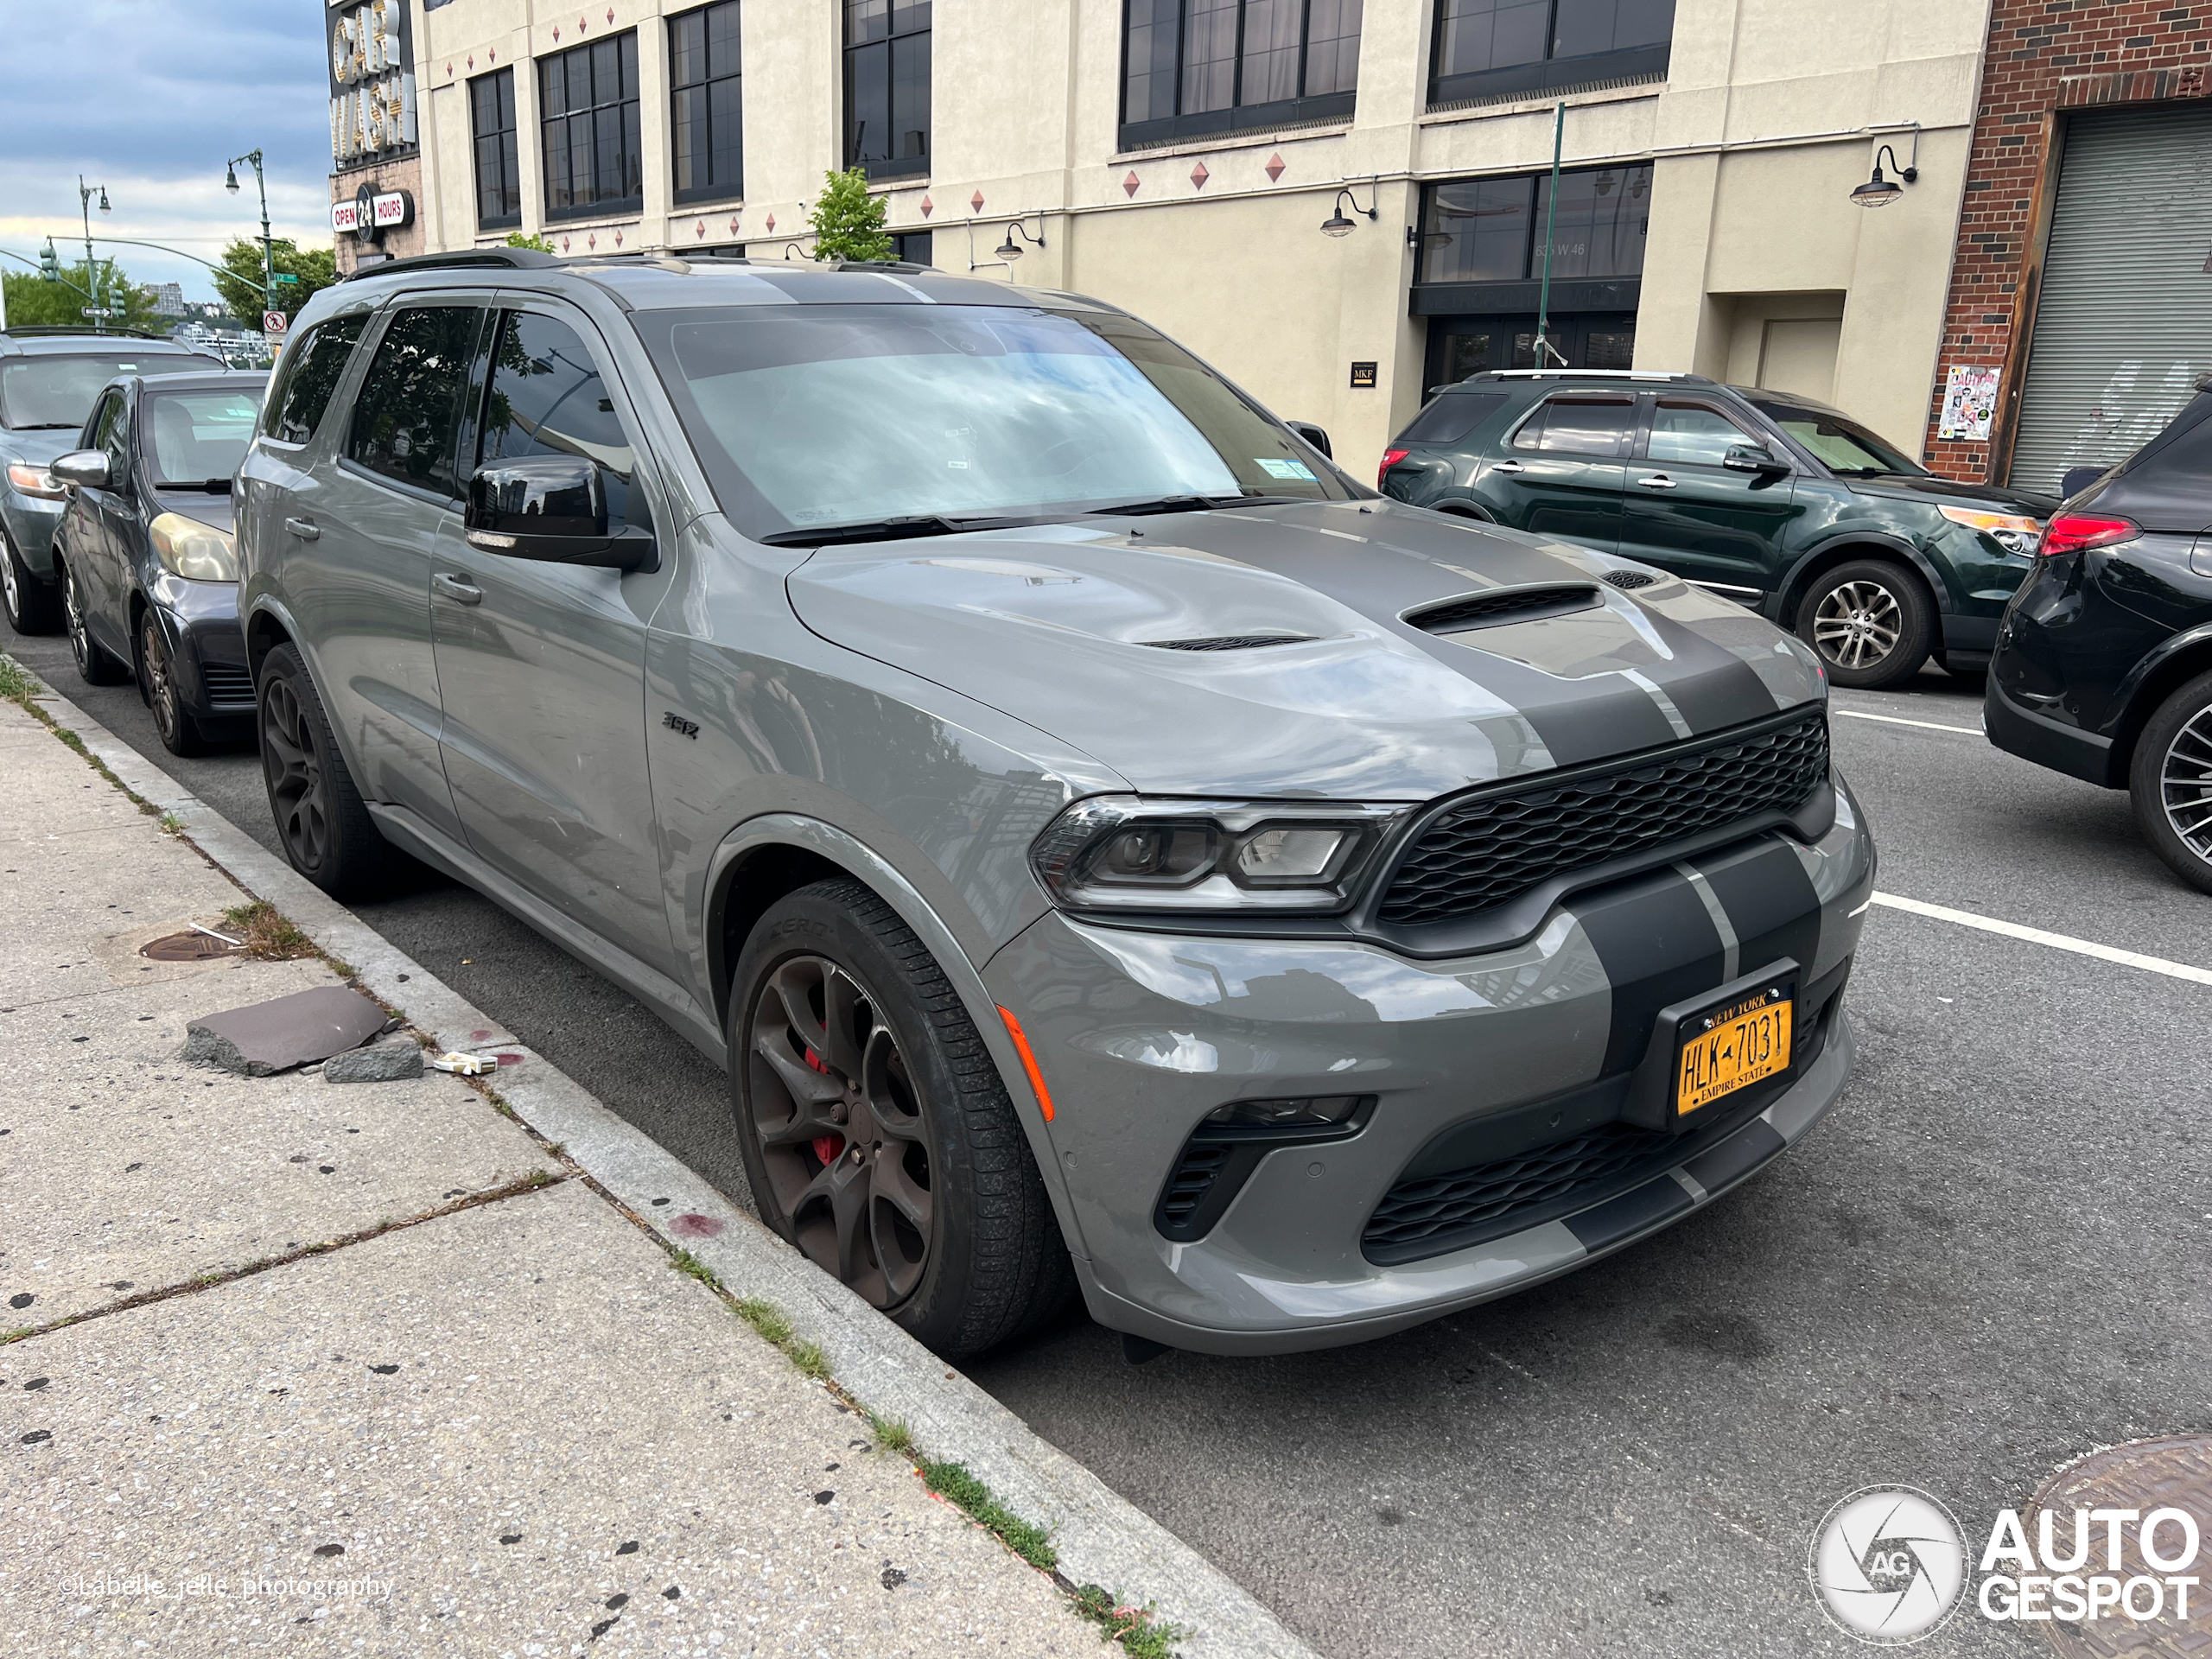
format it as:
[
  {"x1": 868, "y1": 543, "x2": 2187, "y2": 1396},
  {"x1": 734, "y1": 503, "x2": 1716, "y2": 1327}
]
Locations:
[
  {"x1": 341, "y1": 303, "x2": 489, "y2": 505},
  {"x1": 538, "y1": 30, "x2": 645, "y2": 223},
  {"x1": 1508, "y1": 391, "x2": 1637, "y2": 458},
  {"x1": 843, "y1": 0, "x2": 931, "y2": 182},
  {"x1": 1409, "y1": 163, "x2": 1650, "y2": 318},
  {"x1": 671, "y1": 0, "x2": 745, "y2": 207},
  {"x1": 470, "y1": 67, "x2": 523, "y2": 231},
  {"x1": 1118, "y1": 0, "x2": 1361, "y2": 151},
  {"x1": 263, "y1": 315, "x2": 372, "y2": 447},
  {"x1": 1427, "y1": 0, "x2": 1672, "y2": 108}
]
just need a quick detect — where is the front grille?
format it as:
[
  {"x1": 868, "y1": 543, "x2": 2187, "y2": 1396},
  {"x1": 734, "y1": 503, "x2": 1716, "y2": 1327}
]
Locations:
[
  {"x1": 1141, "y1": 632, "x2": 1316, "y2": 652},
  {"x1": 1365, "y1": 1121, "x2": 1680, "y2": 1262},
  {"x1": 1377, "y1": 709, "x2": 1830, "y2": 927},
  {"x1": 1406, "y1": 584, "x2": 1601, "y2": 634},
  {"x1": 1155, "y1": 1142, "x2": 1234, "y2": 1235},
  {"x1": 200, "y1": 662, "x2": 254, "y2": 703}
]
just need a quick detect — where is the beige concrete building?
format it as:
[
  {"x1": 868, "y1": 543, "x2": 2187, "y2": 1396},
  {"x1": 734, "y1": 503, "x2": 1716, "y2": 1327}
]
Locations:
[{"x1": 382, "y1": 0, "x2": 1991, "y2": 475}]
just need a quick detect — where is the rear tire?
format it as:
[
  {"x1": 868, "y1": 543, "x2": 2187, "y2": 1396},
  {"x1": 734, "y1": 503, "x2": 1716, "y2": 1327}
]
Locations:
[
  {"x1": 2, "y1": 529, "x2": 60, "y2": 634},
  {"x1": 141, "y1": 612, "x2": 211, "y2": 758},
  {"x1": 728, "y1": 878, "x2": 1073, "y2": 1358},
  {"x1": 1796, "y1": 559, "x2": 1934, "y2": 690},
  {"x1": 62, "y1": 558, "x2": 129, "y2": 684},
  {"x1": 257, "y1": 641, "x2": 405, "y2": 897},
  {"x1": 2129, "y1": 670, "x2": 2212, "y2": 897}
]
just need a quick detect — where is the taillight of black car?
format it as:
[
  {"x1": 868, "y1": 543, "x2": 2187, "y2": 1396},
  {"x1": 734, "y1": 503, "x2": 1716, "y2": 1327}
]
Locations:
[{"x1": 2038, "y1": 513, "x2": 2139, "y2": 556}]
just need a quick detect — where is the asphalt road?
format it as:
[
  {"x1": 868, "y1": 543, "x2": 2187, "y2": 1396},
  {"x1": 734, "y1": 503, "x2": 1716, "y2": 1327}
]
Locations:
[{"x1": 13, "y1": 629, "x2": 2210, "y2": 1659}]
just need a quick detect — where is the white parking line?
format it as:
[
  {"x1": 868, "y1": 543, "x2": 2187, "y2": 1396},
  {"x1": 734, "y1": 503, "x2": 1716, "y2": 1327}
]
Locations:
[
  {"x1": 1833, "y1": 709, "x2": 1983, "y2": 736},
  {"x1": 1871, "y1": 893, "x2": 2212, "y2": 986}
]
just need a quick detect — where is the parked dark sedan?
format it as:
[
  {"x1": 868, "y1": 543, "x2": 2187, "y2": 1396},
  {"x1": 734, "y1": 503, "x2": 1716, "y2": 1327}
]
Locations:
[
  {"x1": 1381, "y1": 372, "x2": 2058, "y2": 689},
  {"x1": 48, "y1": 370, "x2": 267, "y2": 753},
  {"x1": 1987, "y1": 380, "x2": 2212, "y2": 893}
]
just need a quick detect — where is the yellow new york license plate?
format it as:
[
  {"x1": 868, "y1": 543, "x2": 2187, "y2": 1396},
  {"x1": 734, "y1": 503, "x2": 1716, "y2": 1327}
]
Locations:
[{"x1": 1675, "y1": 985, "x2": 1793, "y2": 1117}]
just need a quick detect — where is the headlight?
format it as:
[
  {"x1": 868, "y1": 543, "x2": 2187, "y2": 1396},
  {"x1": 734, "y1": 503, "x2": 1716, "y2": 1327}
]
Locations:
[
  {"x1": 5, "y1": 463, "x2": 66, "y2": 500},
  {"x1": 149, "y1": 512, "x2": 239, "y2": 582},
  {"x1": 1031, "y1": 796, "x2": 1408, "y2": 912},
  {"x1": 1938, "y1": 505, "x2": 2042, "y2": 556}
]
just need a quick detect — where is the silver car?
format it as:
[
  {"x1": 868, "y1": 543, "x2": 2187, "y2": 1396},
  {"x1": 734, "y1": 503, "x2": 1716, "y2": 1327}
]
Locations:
[{"x1": 236, "y1": 251, "x2": 1872, "y2": 1358}]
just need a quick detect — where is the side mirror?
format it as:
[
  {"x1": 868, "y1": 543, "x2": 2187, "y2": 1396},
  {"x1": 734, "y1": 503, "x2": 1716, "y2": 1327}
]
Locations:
[
  {"x1": 464, "y1": 456, "x2": 653, "y2": 570},
  {"x1": 1722, "y1": 443, "x2": 1789, "y2": 476},
  {"x1": 1286, "y1": 421, "x2": 1333, "y2": 460},
  {"x1": 48, "y1": 450, "x2": 110, "y2": 491}
]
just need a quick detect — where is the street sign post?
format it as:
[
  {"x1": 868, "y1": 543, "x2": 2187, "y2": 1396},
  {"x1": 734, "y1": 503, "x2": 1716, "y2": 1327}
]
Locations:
[{"x1": 263, "y1": 310, "x2": 289, "y2": 336}]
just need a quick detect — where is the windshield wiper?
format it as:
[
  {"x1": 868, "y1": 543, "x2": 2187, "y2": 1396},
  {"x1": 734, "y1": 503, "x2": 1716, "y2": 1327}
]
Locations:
[
  {"x1": 12, "y1": 422, "x2": 82, "y2": 430},
  {"x1": 760, "y1": 512, "x2": 1025, "y2": 547},
  {"x1": 1082, "y1": 492, "x2": 1301, "y2": 518}
]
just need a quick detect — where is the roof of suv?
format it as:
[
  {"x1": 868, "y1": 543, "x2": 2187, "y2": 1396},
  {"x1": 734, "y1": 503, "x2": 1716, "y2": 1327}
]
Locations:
[{"x1": 0, "y1": 329, "x2": 207, "y2": 357}]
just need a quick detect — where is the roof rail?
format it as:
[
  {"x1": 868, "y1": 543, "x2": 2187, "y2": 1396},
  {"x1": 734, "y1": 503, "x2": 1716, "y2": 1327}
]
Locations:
[
  {"x1": 0, "y1": 323, "x2": 172, "y2": 341},
  {"x1": 1477, "y1": 369, "x2": 1710, "y2": 383},
  {"x1": 340, "y1": 247, "x2": 560, "y2": 282}
]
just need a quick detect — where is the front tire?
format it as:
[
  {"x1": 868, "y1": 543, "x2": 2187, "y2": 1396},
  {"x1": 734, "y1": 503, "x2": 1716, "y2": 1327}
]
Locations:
[
  {"x1": 141, "y1": 612, "x2": 210, "y2": 757},
  {"x1": 729, "y1": 878, "x2": 1072, "y2": 1357},
  {"x1": 257, "y1": 641, "x2": 405, "y2": 897},
  {"x1": 2129, "y1": 671, "x2": 2212, "y2": 896},
  {"x1": 1797, "y1": 559, "x2": 1934, "y2": 690},
  {"x1": 62, "y1": 559, "x2": 129, "y2": 684},
  {"x1": 2, "y1": 529, "x2": 60, "y2": 634}
]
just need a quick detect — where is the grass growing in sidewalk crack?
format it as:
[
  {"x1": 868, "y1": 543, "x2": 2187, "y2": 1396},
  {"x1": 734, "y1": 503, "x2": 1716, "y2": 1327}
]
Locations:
[
  {"x1": 156, "y1": 811, "x2": 185, "y2": 836},
  {"x1": 1066, "y1": 1585, "x2": 1187, "y2": 1659},
  {"x1": 918, "y1": 1459, "x2": 1058, "y2": 1572},
  {"x1": 673, "y1": 1249, "x2": 720, "y2": 1287},
  {"x1": 0, "y1": 656, "x2": 34, "y2": 702},
  {"x1": 220, "y1": 900, "x2": 315, "y2": 961}
]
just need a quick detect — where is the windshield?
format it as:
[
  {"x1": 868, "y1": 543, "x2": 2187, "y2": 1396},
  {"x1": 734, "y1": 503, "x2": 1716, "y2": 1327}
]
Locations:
[
  {"x1": 147, "y1": 385, "x2": 265, "y2": 486},
  {"x1": 0, "y1": 353, "x2": 225, "y2": 429},
  {"x1": 1746, "y1": 396, "x2": 1927, "y2": 478},
  {"x1": 635, "y1": 303, "x2": 1349, "y2": 539}
]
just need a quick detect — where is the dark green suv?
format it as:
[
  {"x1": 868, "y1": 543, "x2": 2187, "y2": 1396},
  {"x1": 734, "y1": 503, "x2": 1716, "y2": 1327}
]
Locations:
[{"x1": 1379, "y1": 371, "x2": 2058, "y2": 688}]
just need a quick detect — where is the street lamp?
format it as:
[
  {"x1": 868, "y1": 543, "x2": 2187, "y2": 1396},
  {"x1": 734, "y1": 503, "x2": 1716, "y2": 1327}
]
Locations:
[
  {"x1": 78, "y1": 176, "x2": 111, "y2": 332},
  {"x1": 225, "y1": 149, "x2": 276, "y2": 323}
]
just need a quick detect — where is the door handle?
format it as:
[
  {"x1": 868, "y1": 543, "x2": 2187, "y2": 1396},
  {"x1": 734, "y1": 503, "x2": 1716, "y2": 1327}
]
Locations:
[
  {"x1": 1637, "y1": 474, "x2": 1677, "y2": 490},
  {"x1": 284, "y1": 517, "x2": 321, "y2": 540},
  {"x1": 1491, "y1": 460, "x2": 1526, "y2": 474},
  {"x1": 433, "y1": 572, "x2": 484, "y2": 606}
]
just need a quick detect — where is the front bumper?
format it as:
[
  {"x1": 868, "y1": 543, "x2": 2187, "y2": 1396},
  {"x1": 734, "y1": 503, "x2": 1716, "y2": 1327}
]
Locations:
[
  {"x1": 148, "y1": 574, "x2": 252, "y2": 720},
  {"x1": 2, "y1": 493, "x2": 67, "y2": 573},
  {"x1": 987, "y1": 781, "x2": 1874, "y2": 1355}
]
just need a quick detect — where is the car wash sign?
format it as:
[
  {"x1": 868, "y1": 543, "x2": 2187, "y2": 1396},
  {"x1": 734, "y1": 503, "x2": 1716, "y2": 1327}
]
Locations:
[{"x1": 329, "y1": 0, "x2": 416, "y2": 165}]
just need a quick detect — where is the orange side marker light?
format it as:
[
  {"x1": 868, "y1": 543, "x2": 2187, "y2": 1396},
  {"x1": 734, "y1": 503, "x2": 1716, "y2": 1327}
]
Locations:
[{"x1": 995, "y1": 1006, "x2": 1056, "y2": 1122}]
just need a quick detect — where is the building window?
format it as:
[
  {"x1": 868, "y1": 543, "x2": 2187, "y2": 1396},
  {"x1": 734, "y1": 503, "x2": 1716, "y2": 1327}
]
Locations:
[
  {"x1": 844, "y1": 0, "x2": 930, "y2": 181},
  {"x1": 1431, "y1": 0, "x2": 1672, "y2": 105},
  {"x1": 540, "y1": 32, "x2": 643, "y2": 220},
  {"x1": 1122, "y1": 0, "x2": 1361, "y2": 148},
  {"x1": 892, "y1": 230, "x2": 932, "y2": 267},
  {"x1": 671, "y1": 2, "x2": 743, "y2": 205},
  {"x1": 1417, "y1": 163, "x2": 1651, "y2": 287},
  {"x1": 470, "y1": 68, "x2": 521, "y2": 229}
]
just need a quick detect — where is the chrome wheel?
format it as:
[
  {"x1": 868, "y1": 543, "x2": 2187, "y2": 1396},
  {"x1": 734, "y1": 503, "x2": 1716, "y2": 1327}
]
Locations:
[
  {"x1": 142, "y1": 615, "x2": 181, "y2": 747},
  {"x1": 64, "y1": 566, "x2": 92, "y2": 671},
  {"x1": 2159, "y1": 703, "x2": 2212, "y2": 868},
  {"x1": 1811, "y1": 578, "x2": 1904, "y2": 671},
  {"x1": 745, "y1": 956, "x2": 934, "y2": 1308},
  {"x1": 259, "y1": 672, "x2": 329, "y2": 871}
]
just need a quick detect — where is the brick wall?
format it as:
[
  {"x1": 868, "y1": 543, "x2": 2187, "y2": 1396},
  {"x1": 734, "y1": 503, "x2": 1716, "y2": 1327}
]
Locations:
[{"x1": 1923, "y1": 2, "x2": 2211, "y2": 481}]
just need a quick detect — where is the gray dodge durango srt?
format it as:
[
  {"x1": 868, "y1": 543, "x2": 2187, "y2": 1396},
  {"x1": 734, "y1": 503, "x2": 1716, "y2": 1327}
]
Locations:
[{"x1": 236, "y1": 249, "x2": 1873, "y2": 1358}]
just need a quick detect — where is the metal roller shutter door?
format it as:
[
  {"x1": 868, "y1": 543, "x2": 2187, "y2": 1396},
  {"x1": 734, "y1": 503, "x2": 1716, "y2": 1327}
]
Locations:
[{"x1": 2011, "y1": 103, "x2": 2212, "y2": 494}]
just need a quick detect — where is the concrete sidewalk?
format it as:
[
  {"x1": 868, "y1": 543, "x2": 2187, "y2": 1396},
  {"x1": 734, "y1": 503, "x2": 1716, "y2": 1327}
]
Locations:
[{"x1": 0, "y1": 694, "x2": 1096, "y2": 1656}]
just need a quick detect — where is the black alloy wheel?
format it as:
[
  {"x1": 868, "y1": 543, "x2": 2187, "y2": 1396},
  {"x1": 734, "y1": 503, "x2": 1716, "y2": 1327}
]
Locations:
[
  {"x1": 729, "y1": 879, "x2": 1074, "y2": 1357},
  {"x1": 140, "y1": 612, "x2": 209, "y2": 757},
  {"x1": 2131, "y1": 670, "x2": 2212, "y2": 896},
  {"x1": 256, "y1": 641, "x2": 403, "y2": 897},
  {"x1": 2, "y1": 530, "x2": 60, "y2": 634},
  {"x1": 63, "y1": 560, "x2": 129, "y2": 684},
  {"x1": 1797, "y1": 559, "x2": 1934, "y2": 690}
]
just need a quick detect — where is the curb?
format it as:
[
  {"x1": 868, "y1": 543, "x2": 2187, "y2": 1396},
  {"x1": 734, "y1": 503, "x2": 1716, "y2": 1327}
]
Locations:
[{"x1": 3, "y1": 657, "x2": 1323, "y2": 1659}]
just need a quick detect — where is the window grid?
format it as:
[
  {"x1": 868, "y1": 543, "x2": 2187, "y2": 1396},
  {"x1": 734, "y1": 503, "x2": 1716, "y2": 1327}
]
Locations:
[
  {"x1": 1416, "y1": 163, "x2": 1651, "y2": 287},
  {"x1": 1122, "y1": 0, "x2": 1363, "y2": 135},
  {"x1": 1430, "y1": 0, "x2": 1672, "y2": 103},
  {"x1": 539, "y1": 31, "x2": 643, "y2": 221},
  {"x1": 844, "y1": 0, "x2": 930, "y2": 178},
  {"x1": 470, "y1": 67, "x2": 521, "y2": 230},
  {"x1": 671, "y1": 1, "x2": 744, "y2": 205}
]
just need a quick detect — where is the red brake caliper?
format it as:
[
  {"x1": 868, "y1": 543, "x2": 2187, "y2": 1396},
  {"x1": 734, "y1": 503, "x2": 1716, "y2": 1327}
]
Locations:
[{"x1": 804, "y1": 1048, "x2": 845, "y2": 1167}]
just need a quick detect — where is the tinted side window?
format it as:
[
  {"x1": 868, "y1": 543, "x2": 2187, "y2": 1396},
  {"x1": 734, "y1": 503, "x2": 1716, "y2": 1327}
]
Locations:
[
  {"x1": 1514, "y1": 396, "x2": 1631, "y2": 457},
  {"x1": 86, "y1": 391, "x2": 124, "y2": 454},
  {"x1": 268, "y1": 315, "x2": 369, "y2": 445},
  {"x1": 95, "y1": 393, "x2": 130, "y2": 477},
  {"x1": 346, "y1": 308, "x2": 480, "y2": 498},
  {"x1": 1398, "y1": 391, "x2": 1509, "y2": 447},
  {"x1": 479, "y1": 310, "x2": 649, "y2": 532},
  {"x1": 1648, "y1": 401, "x2": 1759, "y2": 467}
]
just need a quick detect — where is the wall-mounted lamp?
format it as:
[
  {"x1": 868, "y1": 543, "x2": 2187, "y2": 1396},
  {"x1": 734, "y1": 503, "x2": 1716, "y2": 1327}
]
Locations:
[
  {"x1": 1851, "y1": 134, "x2": 1920, "y2": 209},
  {"x1": 1320, "y1": 179, "x2": 1380, "y2": 238},
  {"x1": 968, "y1": 213, "x2": 1046, "y2": 271},
  {"x1": 782, "y1": 238, "x2": 817, "y2": 260}
]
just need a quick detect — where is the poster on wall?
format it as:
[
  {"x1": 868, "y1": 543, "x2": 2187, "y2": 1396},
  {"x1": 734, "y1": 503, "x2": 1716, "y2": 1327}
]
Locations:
[{"x1": 1939, "y1": 365, "x2": 1999, "y2": 442}]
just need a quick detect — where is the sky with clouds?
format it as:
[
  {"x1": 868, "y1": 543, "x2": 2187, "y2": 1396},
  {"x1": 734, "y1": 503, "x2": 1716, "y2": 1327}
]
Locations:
[{"x1": 0, "y1": 0, "x2": 335, "y2": 307}]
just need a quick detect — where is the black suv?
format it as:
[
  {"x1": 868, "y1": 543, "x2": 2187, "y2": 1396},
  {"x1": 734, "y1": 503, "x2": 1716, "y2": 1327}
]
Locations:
[
  {"x1": 1381, "y1": 371, "x2": 2057, "y2": 689},
  {"x1": 1986, "y1": 381, "x2": 2212, "y2": 893}
]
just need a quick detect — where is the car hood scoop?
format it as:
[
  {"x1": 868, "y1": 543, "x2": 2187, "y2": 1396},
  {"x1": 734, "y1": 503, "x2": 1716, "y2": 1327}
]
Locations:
[{"x1": 784, "y1": 500, "x2": 1825, "y2": 798}]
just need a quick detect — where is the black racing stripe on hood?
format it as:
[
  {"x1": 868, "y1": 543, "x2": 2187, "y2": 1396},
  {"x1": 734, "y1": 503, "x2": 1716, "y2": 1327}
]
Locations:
[{"x1": 1615, "y1": 601, "x2": 1790, "y2": 734}]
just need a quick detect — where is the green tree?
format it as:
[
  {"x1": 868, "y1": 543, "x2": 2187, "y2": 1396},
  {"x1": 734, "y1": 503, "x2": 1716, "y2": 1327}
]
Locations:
[
  {"x1": 805, "y1": 168, "x2": 892, "y2": 263},
  {"x1": 505, "y1": 231, "x2": 554, "y2": 251},
  {"x1": 210, "y1": 238, "x2": 336, "y2": 325},
  {"x1": 2, "y1": 257, "x2": 161, "y2": 331}
]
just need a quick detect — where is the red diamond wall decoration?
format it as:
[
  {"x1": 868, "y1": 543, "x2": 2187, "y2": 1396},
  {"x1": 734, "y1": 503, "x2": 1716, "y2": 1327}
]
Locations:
[
  {"x1": 613, "y1": 230, "x2": 623, "y2": 246},
  {"x1": 488, "y1": 48, "x2": 497, "y2": 61},
  {"x1": 696, "y1": 220, "x2": 707, "y2": 238},
  {"x1": 587, "y1": 232, "x2": 597, "y2": 249},
  {"x1": 1265, "y1": 153, "x2": 1286, "y2": 183},
  {"x1": 579, "y1": 16, "x2": 588, "y2": 31},
  {"x1": 607, "y1": 7, "x2": 615, "y2": 20},
  {"x1": 446, "y1": 61, "x2": 454, "y2": 76},
  {"x1": 551, "y1": 26, "x2": 559, "y2": 40},
  {"x1": 970, "y1": 190, "x2": 986, "y2": 213},
  {"x1": 919, "y1": 195, "x2": 933, "y2": 218},
  {"x1": 765, "y1": 213, "x2": 776, "y2": 232},
  {"x1": 1123, "y1": 171, "x2": 1140, "y2": 197},
  {"x1": 728, "y1": 216, "x2": 740, "y2": 235},
  {"x1": 1190, "y1": 162, "x2": 1210, "y2": 189},
  {"x1": 561, "y1": 236, "x2": 572, "y2": 252}
]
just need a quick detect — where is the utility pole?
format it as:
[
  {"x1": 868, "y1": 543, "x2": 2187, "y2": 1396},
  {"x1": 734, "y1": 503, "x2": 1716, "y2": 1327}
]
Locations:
[
  {"x1": 225, "y1": 149, "x2": 274, "y2": 322},
  {"x1": 77, "y1": 175, "x2": 111, "y2": 333},
  {"x1": 1533, "y1": 103, "x2": 1566, "y2": 370}
]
